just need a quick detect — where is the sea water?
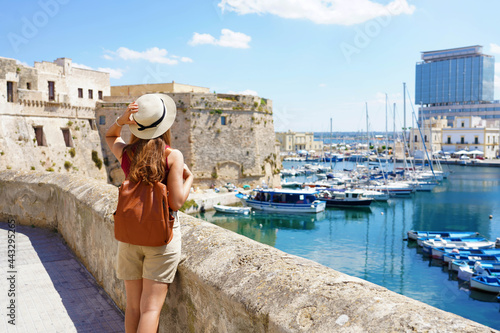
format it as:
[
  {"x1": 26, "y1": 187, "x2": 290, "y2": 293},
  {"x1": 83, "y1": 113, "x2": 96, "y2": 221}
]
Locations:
[{"x1": 194, "y1": 162, "x2": 500, "y2": 329}]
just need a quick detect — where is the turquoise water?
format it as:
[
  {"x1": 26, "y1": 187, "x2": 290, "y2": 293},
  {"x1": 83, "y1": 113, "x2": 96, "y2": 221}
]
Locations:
[{"x1": 194, "y1": 162, "x2": 500, "y2": 329}]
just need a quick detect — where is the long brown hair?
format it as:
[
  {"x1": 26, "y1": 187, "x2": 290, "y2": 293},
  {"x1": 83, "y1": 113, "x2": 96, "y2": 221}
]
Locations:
[{"x1": 123, "y1": 130, "x2": 171, "y2": 184}]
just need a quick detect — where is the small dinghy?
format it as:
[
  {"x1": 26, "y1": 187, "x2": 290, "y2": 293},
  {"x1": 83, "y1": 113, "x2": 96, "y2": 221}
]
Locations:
[
  {"x1": 213, "y1": 204, "x2": 251, "y2": 215},
  {"x1": 470, "y1": 275, "x2": 500, "y2": 293}
]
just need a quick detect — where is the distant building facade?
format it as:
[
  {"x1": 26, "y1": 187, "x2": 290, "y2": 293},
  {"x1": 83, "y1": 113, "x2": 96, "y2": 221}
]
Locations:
[
  {"x1": 410, "y1": 116, "x2": 499, "y2": 159},
  {"x1": 415, "y1": 45, "x2": 500, "y2": 126},
  {"x1": 97, "y1": 86, "x2": 282, "y2": 188},
  {"x1": 0, "y1": 56, "x2": 109, "y2": 179},
  {"x1": 276, "y1": 130, "x2": 324, "y2": 153}
]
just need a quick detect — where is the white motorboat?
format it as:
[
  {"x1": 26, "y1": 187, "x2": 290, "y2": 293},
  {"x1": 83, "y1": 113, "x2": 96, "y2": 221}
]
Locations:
[{"x1": 213, "y1": 204, "x2": 251, "y2": 215}]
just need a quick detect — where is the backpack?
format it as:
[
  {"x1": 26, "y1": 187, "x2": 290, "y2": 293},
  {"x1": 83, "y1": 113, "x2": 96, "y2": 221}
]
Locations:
[{"x1": 113, "y1": 150, "x2": 174, "y2": 247}]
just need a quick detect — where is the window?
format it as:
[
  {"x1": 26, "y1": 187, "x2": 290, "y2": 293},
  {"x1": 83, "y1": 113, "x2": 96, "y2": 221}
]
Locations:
[
  {"x1": 7, "y1": 81, "x2": 14, "y2": 103},
  {"x1": 414, "y1": 135, "x2": 418, "y2": 142},
  {"x1": 26, "y1": 82, "x2": 31, "y2": 90},
  {"x1": 474, "y1": 137, "x2": 479, "y2": 144},
  {"x1": 78, "y1": 88, "x2": 83, "y2": 98},
  {"x1": 460, "y1": 137, "x2": 464, "y2": 144},
  {"x1": 221, "y1": 116, "x2": 227, "y2": 125},
  {"x1": 48, "y1": 81, "x2": 55, "y2": 101},
  {"x1": 461, "y1": 122, "x2": 464, "y2": 128},
  {"x1": 98, "y1": 91, "x2": 103, "y2": 100},
  {"x1": 447, "y1": 136, "x2": 451, "y2": 144},
  {"x1": 33, "y1": 126, "x2": 47, "y2": 146},
  {"x1": 61, "y1": 128, "x2": 73, "y2": 147},
  {"x1": 88, "y1": 89, "x2": 93, "y2": 99},
  {"x1": 424, "y1": 135, "x2": 427, "y2": 142},
  {"x1": 99, "y1": 115, "x2": 106, "y2": 125},
  {"x1": 88, "y1": 119, "x2": 97, "y2": 130}
]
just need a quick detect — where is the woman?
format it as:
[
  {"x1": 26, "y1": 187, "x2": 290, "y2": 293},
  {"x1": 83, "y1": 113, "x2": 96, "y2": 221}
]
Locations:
[{"x1": 105, "y1": 93, "x2": 193, "y2": 333}]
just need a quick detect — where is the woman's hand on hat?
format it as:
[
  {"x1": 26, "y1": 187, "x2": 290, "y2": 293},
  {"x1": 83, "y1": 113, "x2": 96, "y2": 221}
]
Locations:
[{"x1": 117, "y1": 102, "x2": 138, "y2": 126}]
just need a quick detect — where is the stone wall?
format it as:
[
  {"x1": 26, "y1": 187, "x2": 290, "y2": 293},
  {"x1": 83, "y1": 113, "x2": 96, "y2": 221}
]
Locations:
[
  {"x1": 0, "y1": 171, "x2": 495, "y2": 333},
  {"x1": 0, "y1": 56, "x2": 109, "y2": 180},
  {"x1": 96, "y1": 92, "x2": 281, "y2": 188}
]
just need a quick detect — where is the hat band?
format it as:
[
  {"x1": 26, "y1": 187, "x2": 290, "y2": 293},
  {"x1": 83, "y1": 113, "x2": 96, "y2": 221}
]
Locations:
[{"x1": 135, "y1": 99, "x2": 166, "y2": 132}]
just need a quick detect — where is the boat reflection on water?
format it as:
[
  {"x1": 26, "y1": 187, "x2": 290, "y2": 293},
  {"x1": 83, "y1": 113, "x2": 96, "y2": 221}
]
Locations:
[
  {"x1": 193, "y1": 210, "x2": 326, "y2": 247},
  {"x1": 469, "y1": 289, "x2": 500, "y2": 303}
]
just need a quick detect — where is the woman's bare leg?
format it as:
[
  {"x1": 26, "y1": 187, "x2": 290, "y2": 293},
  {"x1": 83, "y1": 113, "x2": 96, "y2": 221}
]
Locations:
[
  {"x1": 137, "y1": 278, "x2": 169, "y2": 333},
  {"x1": 124, "y1": 279, "x2": 143, "y2": 332}
]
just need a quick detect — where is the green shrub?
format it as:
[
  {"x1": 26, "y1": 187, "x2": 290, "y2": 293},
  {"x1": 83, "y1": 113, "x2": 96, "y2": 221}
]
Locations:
[
  {"x1": 68, "y1": 148, "x2": 76, "y2": 158},
  {"x1": 91, "y1": 150, "x2": 103, "y2": 169},
  {"x1": 67, "y1": 121, "x2": 73, "y2": 127},
  {"x1": 30, "y1": 166, "x2": 35, "y2": 170},
  {"x1": 46, "y1": 167, "x2": 54, "y2": 172},
  {"x1": 64, "y1": 161, "x2": 72, "y2": 171},
  {"x1": 179, "y1": 199, "x2": 199, "y2": 213}
]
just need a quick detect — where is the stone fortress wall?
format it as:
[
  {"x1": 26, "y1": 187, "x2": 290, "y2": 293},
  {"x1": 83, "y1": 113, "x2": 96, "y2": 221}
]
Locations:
[
  {"x1": 0, "y1": 57, "x2": 109, "y2": 180},
  {"x1": 96, "y1": 84, "x2": 282, "y2": 188},
  {"x1": 0, "y1": 170, "x2": 493, "y2": 333}
]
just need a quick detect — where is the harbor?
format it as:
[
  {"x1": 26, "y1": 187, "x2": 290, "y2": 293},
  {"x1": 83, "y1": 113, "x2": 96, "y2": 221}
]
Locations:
[{"x1": 193, "y1": 161, "x2": 500, "y2": 330}]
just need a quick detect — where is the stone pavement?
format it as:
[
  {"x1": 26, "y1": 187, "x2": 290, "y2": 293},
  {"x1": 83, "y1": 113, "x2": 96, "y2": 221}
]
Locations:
[{"x1": 0, "y1": 221, "x2": 124, "y2": 333}]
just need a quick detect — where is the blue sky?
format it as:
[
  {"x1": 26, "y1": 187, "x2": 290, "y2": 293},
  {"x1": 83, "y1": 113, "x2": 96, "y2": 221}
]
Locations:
[{"x1": 2, "y1": 0, "x2": 500, "y2": 132}]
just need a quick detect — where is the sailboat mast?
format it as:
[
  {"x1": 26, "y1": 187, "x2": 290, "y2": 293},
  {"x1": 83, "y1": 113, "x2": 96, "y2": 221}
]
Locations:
[
  {"x1": 385, "y1": 93, "x2": 388, "y2": 156},
  {"x1": 393, "y1": 102, "x2": 396, "y2": 171},
  {"x1": 366, "y1": 102, "x2": 369, "y2": 155},
  {"x1": 330, "y1": 118, "x2": 333, "y2": 169},
  {"x1": 403, "y1": 82, "x2": 406, "y2": 149}
]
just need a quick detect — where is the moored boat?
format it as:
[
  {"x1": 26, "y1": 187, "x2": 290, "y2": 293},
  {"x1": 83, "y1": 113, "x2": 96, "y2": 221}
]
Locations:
[
  {"x1": 213, "y1": 204, "x2": 251, "y2": 215},
  {"x1": 317, "y1": 189, "x2": 372, "y2": 208},
  {"x1": 470, "y1": 275, "x2": 500, "y2": 293},
  {"x1": 422, "y1": 238, "x2": 496, "y2": 257},
  {"x1": 407, "y1": 230, "x2": 479, "y2": 241},
  {"x1": 237, "y1": 189, "x2": 326, "y2": 214}
]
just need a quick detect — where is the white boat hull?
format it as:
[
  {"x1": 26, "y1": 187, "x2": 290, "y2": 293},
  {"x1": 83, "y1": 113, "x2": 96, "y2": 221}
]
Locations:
[
  {"x1": 245, "y1": 200, "x2": 326, "y2": 213},
  {"x1": 470, "y1": 277, "x2": 500, "y2": 293}
]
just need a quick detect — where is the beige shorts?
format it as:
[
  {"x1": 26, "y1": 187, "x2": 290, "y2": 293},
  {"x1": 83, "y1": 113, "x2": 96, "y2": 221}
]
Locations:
[{"x1": 116, "y1": 213, "x2": 181, "y2": 283}]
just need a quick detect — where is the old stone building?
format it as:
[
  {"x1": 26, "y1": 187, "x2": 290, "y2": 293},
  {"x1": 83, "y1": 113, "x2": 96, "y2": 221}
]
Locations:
[
  {"x1": 0, "y1": 56, "x2": 109, "y2": 179},
  {"x1": 96, "y1": 83, "x2": 281, "y2": 188}
]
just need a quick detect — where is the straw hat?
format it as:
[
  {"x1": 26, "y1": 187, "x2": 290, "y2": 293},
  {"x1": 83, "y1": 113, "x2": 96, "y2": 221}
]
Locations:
[{"x1": 129, "y1": 94, "x2": 176, "y2": 139}]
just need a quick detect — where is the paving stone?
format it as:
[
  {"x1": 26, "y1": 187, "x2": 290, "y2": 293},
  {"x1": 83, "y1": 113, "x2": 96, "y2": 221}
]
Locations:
[{"x1": 0, "y1": 223, "x2": 124, "y2": 332}]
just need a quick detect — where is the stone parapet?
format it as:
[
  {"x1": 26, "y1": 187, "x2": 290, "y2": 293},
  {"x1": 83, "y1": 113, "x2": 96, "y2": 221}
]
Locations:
[{"x1": 0, "y1": 171, "x2": 494, "y2": 332}]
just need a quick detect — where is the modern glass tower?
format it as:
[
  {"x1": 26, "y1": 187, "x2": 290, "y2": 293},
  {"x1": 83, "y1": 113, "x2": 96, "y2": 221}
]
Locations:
[
  {"x1": 415, "y1": 45, "x2": 498, "y2": 123},
  {"x1": 415, "y1": 45, "x2": 494, "y2": 105}
]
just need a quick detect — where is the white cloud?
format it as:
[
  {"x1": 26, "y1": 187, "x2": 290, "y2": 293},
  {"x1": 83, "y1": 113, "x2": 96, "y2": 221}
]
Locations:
[
  {"x1": 189, "y1": 29, "x2": 251, "y2": 49},
  {"x1": 227, "y1": 89, "x2": 258, "y2": 96},
  {"x1": 71, "y1": 61, "x2": 125, "y2": 79},
  {"x1": 16, "y1": 60, "x2": 30, "y2": 67},
  {"x1": 319, "y1": 83, "x2": 327, "y2": 87},
  {"x1": 114, "y1": 47, "x2": 178, "y2": 65},
  {"x1": 218, "y1": 0, "x2": 415, "y2": 25},
  {"x1": 490, "y1": 43, "x2": 500, "y2": 55},
  {"x1": 72, "y1": 62, "x2": 93, "y2": 70},
  {"x1": 97, "y1": 67, "x2": 124, "y2": 79},
  {"x1": 103, "y1": 54, "x2": 113, "y2": 60},
  {"x1": 181, "y1": 56, "x2": 193, "y2": 63}
]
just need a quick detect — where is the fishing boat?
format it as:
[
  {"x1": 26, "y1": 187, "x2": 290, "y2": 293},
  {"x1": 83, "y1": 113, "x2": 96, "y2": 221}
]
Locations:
[
  {"x1": 441, "y1": 248, "x2": 500, "y2": 263},
  {"x1": 407, "y1": 230, "x2": 479, "y2": 241},
  {"x1": 317, "y1": 189, "x2": 372, "y2": 207},
  {"x1": 236, "y1": 189, "x2": 326, "y2": 214},
  {"x1": 449, "y1": 259, "x2": 500, "y2": 272},
  {"x1": 213, "y1": 204, "x2": 251, "y2": 215},
  {"x1": 422, "y1": 238, "x2": 496, "y2": 257},
  {"x1": 417, "y1": 235, "x2": 486, "y2": 247},
  {"x1": 470, "y1": 275, "x2": 500, "y2": 293}
]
